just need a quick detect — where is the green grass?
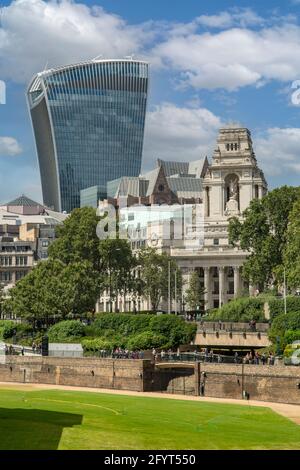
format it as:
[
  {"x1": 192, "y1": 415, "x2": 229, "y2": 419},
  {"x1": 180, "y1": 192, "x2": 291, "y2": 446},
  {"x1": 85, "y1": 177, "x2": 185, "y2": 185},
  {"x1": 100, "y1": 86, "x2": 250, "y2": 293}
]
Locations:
[{"x1": 0, "y1": 387, "x2": 299, "y2": 450}]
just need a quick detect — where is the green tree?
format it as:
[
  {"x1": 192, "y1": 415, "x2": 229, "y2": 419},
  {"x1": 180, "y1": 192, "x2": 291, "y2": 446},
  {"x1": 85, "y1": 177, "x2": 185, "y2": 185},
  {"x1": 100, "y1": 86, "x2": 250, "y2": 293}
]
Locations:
[
  {"x1": 48, "y1": 207, "x2": 101, "y2": 270},
  {"x1": 229, "y1": 186, "x2": 300, "y2": 289},
  {"x1": 185, "y1": 271, "x2": 206, "y2": 312},
  {"x1": 99, "y1": 238, "x2": 139, "y2": 311},
  {"x1": 7, "y1": 260, "x2": 100, "y2": 327},
  {"x1": 138, "y1": 248, "x2": 182, "y2": 311},
  {"x1": 283, "y1": 198, "x2": 300, "y2": 288}
]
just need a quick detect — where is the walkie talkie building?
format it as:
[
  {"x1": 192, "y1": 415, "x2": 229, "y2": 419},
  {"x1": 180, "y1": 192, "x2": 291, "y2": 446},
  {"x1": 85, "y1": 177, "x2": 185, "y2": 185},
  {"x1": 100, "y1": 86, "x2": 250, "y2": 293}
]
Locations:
[{"x1": 27, "y1": 59, "x2": 149, "y2": 213}]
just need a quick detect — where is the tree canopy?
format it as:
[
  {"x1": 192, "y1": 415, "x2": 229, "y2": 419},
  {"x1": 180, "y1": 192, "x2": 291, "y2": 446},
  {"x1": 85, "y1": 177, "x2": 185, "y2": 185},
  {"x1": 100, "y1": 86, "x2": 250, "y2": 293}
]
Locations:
[{"x1": 229, "y1": 186, "x2": 300, "y2": 289}]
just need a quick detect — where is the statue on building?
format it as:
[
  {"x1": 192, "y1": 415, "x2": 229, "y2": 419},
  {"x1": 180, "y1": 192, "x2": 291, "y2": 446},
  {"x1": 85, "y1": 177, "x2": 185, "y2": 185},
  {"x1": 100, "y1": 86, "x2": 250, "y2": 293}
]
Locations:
[{"x1": 225, "y1": 175, "x2": 239, "y2": 216}]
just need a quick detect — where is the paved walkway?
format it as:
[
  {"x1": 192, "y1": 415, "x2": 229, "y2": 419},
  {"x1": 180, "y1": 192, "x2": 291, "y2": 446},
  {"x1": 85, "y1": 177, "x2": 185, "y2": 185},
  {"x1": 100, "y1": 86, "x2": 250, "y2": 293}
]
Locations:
[{"x1": 0, "y1": 381, "x2": 299, "y2": 425}]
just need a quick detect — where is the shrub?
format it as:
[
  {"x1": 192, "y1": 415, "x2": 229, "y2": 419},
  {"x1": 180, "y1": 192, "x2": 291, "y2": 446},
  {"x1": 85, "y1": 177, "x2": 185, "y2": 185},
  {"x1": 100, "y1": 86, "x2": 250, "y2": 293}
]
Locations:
[
  {"x1": 90, "y1": 314, "x2": 152, "y2": 337},
  {"x1": 0, "y1": 321, "x2": 16, "y2": 340},
  {"x1": 283, "y1": 329, "x2": 300, "y2": 345},
  {"x1": 207, "y1": 297, "x2": 265, "y2": 322},
  {"x1": 126, "y1": 332, "x2": 168, "y2": 351},
  {"x1": 149, "y1": 315, "x2": 196, "y2": 347},
  {"x1": 269, "y1": 312, "x2": 300, "y2": 350},
  {"x1": 47, "y1": 320, "x2": 85, "y2": 343},
  {"x1": 268, "y1": 296, "x2": 300, "y2": 319},
  {"x1": 81, "y1": 337, "x2": 114, "y2": 352}
]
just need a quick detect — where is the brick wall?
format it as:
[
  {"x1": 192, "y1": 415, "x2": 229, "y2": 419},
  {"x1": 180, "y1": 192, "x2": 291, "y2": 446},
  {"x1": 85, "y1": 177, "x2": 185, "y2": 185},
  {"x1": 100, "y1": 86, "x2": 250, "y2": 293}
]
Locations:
[
  {"x1": 1, "y1": 357, "x2": 300, "y2": 404},
  {"x1": 0, "y1": 356, "x2": 146, "y2": 392}
]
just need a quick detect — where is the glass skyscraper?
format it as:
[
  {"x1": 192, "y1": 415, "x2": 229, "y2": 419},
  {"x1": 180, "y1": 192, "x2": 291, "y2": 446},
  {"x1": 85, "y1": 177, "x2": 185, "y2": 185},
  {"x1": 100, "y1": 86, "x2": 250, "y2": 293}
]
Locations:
[{"x1": 27, "y1": 59, "x2": 149, "y2": 213}]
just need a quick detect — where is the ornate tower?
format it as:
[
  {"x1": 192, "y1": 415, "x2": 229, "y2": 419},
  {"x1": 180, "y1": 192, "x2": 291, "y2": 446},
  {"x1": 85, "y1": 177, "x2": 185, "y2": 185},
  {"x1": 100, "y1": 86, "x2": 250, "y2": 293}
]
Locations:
[{"x1": 203, "y1": 126, "x2": 267, "y2": 219}]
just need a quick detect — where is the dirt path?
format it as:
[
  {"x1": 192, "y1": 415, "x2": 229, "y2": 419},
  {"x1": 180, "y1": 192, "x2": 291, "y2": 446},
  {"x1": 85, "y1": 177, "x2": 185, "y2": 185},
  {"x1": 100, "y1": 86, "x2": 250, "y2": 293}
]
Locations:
[{"x1": 0, "y1": 381, "x2": 299, "y2": 425}]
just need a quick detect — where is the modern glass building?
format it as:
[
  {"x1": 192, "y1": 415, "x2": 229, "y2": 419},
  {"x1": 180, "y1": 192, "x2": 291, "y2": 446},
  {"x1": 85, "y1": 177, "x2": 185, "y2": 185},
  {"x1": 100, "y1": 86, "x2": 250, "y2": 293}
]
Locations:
[{"x1": 27, "y1": 59, "x2": 149, "y2": 213}]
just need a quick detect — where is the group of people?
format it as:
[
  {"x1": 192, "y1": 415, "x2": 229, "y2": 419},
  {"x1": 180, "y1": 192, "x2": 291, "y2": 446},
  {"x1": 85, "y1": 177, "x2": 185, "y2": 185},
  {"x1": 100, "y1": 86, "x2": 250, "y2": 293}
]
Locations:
[
  {"x1": 242, "y1": 351, "x2": 275, "y2": 365},
  {"x1": 103, "y1": 348, "x2": 145, "y2": 359}
]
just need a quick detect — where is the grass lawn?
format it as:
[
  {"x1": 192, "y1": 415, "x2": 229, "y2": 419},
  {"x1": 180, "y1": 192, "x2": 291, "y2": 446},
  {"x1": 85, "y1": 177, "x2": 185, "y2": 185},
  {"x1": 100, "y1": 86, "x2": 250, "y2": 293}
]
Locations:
[{"x1": 0, "y1": 387, "x2": 299, "y2": 450}]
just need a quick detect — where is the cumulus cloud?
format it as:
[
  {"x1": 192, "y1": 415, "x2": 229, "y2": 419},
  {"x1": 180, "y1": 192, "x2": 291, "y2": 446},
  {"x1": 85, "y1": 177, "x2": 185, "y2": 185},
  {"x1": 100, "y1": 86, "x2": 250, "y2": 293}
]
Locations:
[
  {"x1": 254, "y1": 128, "x2": 300, "y2": 176},
  {"x1": 142, "y1": 103, "x2": 222, "y2": 170},
  {"x1": 0, "y1": 136, "x2": 22, "y2": 156},
  {"x1": 196, "y1": 8, "x2": 264, "y2": 29},
  {"x1": 153, "y1": 23, "x2": 300, "y2": 90},
  {"x1": 0, "y1": 0, "x2": 151, "y2": 83},
  {"x1": 1, "y1": 1, "x2": 300, "y2": 93}
]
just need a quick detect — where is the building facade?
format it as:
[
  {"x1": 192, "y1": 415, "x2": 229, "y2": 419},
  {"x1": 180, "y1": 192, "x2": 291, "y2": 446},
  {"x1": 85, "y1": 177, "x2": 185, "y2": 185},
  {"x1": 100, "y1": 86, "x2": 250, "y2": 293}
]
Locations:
[
  {"x1": 97, "y1": 126, "x2": 267, "y2": 313},
  {"x1": 27, "y1": 59, "x2": 149, "y2": 213},
  {"x1": 0, "y1": 195, "x2": 68, "y2": 288}
]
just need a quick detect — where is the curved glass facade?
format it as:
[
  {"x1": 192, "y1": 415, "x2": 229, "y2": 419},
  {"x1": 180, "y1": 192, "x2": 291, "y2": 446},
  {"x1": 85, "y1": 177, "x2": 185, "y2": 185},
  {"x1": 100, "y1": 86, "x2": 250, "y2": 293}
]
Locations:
[{"x1": 27, "y1": 59, "x2": 149, "y2": 212}]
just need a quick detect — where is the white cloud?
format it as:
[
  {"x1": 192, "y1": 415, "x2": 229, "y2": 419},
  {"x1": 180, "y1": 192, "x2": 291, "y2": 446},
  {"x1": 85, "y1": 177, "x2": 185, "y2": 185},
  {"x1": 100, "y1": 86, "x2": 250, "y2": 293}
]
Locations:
[
  {"x1": 142, "y1": 103, "x2": 222, "y2": 170},
  {"x1": 254, "y1": 127, "x2": 300, "y2": 176},
  {"x1": 153, "y1": 23, "x2": 300, "y2": 90},
  {"x1": 0, "y1": 136, "x2": 22, "y2": 156},
  {"x1": 196, "y1": 8, "x2": 264, "y2": 29},
  {"x1": 0, "y1": 0, "x2": 150, "y2": 83}
]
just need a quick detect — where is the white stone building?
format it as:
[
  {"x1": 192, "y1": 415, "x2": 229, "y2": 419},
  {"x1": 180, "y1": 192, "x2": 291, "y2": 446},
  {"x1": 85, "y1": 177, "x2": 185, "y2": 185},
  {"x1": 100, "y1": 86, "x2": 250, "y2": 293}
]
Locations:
[{"x1": 97, "y1": 126, "x2": 267, "y2": 312}]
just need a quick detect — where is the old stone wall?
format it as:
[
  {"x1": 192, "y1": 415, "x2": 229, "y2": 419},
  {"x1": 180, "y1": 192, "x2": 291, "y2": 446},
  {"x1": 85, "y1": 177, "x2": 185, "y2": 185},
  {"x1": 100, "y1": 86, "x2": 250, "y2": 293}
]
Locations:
[
  {"x1": 0, "y1": 356, "x2": 146, "y2": 392},
  {"x1": 1, "y1": 357, "x2": 300, "y2": 404},
  {"x1": 153, "y1": 363, "x2": 300, "y2": 404}
]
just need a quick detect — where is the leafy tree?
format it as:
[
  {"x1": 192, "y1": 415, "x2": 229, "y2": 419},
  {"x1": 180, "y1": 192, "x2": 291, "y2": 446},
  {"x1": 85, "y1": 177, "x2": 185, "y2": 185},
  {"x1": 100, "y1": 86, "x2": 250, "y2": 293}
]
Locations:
[
  {"x1": 0, "y1": 282, "x2": 5, "y2": 317},
  {"x1": 207, "y1": 297, "x2": 265, "y2": 322},
  {"x1": 49, "y1": 207, "x2": 101, "y2": 270},
  {"x1": 229, "y1": 186, "x2": 300, "y2": 289},
  {"x1": 99, "y1": 238, "x2": 139, "y2": 310},
  {"x1": 185, "y1": 271, "x2": 206, "y2": 312},
  {"x1": 269, "y1": 311, "x2": 300, "y2": 350},
  {"x1": 283, "y1": 199, "x2": 300, "y2": 288},
  {"x1": 138, "y1": 247, "x2": 182, "y2": 311},
  {"x1": 7, "y1": 260, "x2": 100, "y2": 327}
]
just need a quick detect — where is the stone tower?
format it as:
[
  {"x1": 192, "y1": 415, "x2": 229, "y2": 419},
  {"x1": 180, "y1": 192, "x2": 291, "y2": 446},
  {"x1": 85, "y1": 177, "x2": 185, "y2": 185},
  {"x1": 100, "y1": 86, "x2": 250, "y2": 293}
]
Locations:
[{"x1": 203, "y1": 127, "x2": 267, "y2": 220}]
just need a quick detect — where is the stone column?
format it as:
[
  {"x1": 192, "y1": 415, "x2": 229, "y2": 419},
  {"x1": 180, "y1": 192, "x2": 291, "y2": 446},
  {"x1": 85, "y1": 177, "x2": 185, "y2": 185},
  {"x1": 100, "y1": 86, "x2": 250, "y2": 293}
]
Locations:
[
  {"x1": 218, "y1": 266, "x2": 225, "y2": 307},
  {"x1": 258, "y1": 185, "x2": 263, "y2": 199},
  {"x1": 204, "y1": 267, "x2": 211, "y2": 311},
  {"x1": 234, "y1": 266, "x2": 240, "y2": 298}
]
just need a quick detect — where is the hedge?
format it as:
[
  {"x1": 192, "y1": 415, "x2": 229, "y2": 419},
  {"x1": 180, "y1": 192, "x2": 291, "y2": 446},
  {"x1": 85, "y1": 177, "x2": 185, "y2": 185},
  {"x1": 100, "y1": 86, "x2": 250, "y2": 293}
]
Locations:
[
  {"x1": 47, "y1": 320, "x2": 85, "y2": 343},
  {"x1": 268, "y1": 312, "x2": 300, "y2": 350},
  {"x1": 126, "y1": 332, "x2": 169, "y2": 351},
  {"x1": 268, "y1": 296, "x2": 300, "y2": 319},
  {"x1": 207, "y1": 297, "x2": 265, "y2": 322}
]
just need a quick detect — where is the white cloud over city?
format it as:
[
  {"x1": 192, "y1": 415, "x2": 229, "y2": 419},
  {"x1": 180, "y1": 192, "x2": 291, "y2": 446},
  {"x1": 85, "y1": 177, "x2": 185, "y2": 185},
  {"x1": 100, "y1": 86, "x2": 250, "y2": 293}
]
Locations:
[
  {"x1": 143, "y1": 103, "x2": 221, "y2": 169},
  {"x1": 1, "y1": 1, "x2": 300, "y2": 92},
  {"x1": 254, "y1": 127, "x2": 300, "y2": 176},
  {"x1": 0, "y1": 136, "x2": 22, "y2": 156}
]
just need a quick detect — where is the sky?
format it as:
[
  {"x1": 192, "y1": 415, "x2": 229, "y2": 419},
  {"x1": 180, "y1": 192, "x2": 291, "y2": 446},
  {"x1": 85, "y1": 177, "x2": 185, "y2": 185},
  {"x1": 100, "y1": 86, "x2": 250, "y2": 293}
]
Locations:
[{"x1": 1, "y1": 0, "x2": 300, "y2": 203}]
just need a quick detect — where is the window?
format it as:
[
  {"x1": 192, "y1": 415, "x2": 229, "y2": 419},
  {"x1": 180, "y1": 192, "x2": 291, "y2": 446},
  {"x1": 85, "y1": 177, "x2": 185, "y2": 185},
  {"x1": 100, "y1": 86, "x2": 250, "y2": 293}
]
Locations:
[
  {"x1": 42, "y1": 240, "x2": 49, "y2": 247},
  {"x1": 158, "y1": 184, "x2": 164, "y2": 192},
  {"x1": 213, "y1": 238, "x2": 219, "y2": 246},
  {"x1": 234, "y1": 143, "x2": 238, "y2": 150},
  {"x1": 226, "y1": 143, "x2": 230, "y2": 151}
]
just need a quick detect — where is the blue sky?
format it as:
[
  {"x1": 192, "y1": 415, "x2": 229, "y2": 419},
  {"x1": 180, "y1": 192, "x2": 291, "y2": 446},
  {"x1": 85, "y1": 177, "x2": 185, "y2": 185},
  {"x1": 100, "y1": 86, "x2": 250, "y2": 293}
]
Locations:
[{"x1": 1, "y1": 0, "x2": 300, "y2": 203}]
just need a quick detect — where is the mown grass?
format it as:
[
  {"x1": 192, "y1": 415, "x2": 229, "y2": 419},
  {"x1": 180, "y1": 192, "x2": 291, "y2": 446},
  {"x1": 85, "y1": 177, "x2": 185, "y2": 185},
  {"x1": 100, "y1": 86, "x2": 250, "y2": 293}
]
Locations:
[{"x1": 0, "y1": 387, "x2": 299, "y2": 450}]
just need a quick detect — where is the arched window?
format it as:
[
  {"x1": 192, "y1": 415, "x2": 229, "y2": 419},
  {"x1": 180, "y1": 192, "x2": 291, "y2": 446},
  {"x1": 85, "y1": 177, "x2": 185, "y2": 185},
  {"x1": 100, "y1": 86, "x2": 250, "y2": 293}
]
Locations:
[
  {"x1": 234, "y1": 143, "x2": 238, "y2": 151},
  {"x1": 231, "y1": 143, "x2": 234, "y2": 151},
  {"x1": 226, "y1": 143, "x2": 230, "y2": 151}
]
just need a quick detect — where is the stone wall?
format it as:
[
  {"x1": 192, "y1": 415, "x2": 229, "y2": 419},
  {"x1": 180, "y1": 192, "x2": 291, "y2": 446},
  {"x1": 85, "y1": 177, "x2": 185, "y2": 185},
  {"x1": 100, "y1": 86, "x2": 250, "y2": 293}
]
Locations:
[
  {"x1": 153, "y1": 363, "x2": 300, "y2": 404},
  {"x1": 1, "y1": 357, "x2": 300, "y2": 405},
  {"x1": 0, "y1": 356, "x2": 146, "y2": 392}
]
